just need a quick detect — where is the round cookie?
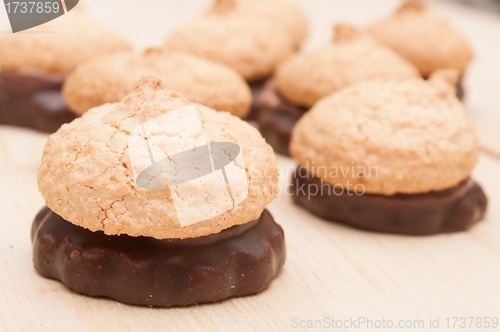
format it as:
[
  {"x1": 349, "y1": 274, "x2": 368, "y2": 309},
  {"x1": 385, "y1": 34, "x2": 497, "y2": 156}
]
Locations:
[
  {"x1": 0, "y1": 8, "x2": 132, "y2": 74},
  {"x1": 274, "y1": 24, "x2": 420, "y2": 109},
  {"x1": 165, "y1": 0, "x2": 307, "y2": 82},
  {"x1": 290, "y1": 70, "x2": 478, "y2": 195},
  {"x1": 204, "y1": 0, "x2": 308, "y2": 47},
  {"x1": 63, "y1": 48, "x2": 252, "y2": 118},
  {"x1": 366, "y1": 1, "x2": 473, "y2": 78},
  {"x1": 38, "y1": 77, "x2": 279, "y2": 239}
]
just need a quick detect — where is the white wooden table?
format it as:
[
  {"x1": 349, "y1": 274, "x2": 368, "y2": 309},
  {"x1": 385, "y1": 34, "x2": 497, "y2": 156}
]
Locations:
[{"x1": 1, "y1": 0, "x2": 500, "y2": 331}]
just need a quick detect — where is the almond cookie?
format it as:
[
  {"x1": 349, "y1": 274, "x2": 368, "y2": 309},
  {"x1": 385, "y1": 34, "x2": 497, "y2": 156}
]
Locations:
[
  {"x1": 33, "y1": 77, "x2": 284, "y2": 306},
  {"x1": 0, "y1": 8, "x2": 132, "y2": 132},
  {"x1": 258, "y1": 24, "x2": 419, "y2": 155},
  {"x1": 63, "y1": 48, "x2": 252, "y2": 118},
  {"x1": 289, "y1": 70, "x2": 487, "y2": 235},
  {"x1": 165, "y1": 0, "x2": 308, "y2": 121},
  {"x1": 367, "y1": 1, "x2": 472, "y2": 79},
  {"x1": 165, "y1": 0, "x2": 308, "y2": 82}
]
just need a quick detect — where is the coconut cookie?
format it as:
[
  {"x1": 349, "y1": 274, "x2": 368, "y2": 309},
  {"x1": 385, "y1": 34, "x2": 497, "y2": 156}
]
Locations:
[
  {"x1": 165, "y1": 0, "x2": 308, "y2": 120},
  {"x1": 289, "y1": 70, "x2": 487, "y2": 235},
  {"x1": 0, "y1": 8, "x2": 132, "y2": 132},
  {"x1": 33, "y1": 77, "x2": 284, "y2": 306},
  {"x1": 258, "y1": 24, "x2": 419, "y2": 155},
  {"x1": 63, "y1": 49, "x2": 252, "y2": 118},
  {"x1": 367, "y1": 1, "x2": 472, "y2": 98},
  {"x1": 165, "y1": 0, "x2": 307, "y2": 82}
]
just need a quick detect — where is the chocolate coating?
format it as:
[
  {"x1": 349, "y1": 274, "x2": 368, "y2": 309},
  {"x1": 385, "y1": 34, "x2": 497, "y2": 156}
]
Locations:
[
  {"x1": 291, "y1": 168, "x2": 487, "y2": 235},
  {"x1": 245, "y1": 78, "x2": 269, "y2": 121},
  {"x1": 456, "y1": 75, "x2": 464, "y2": 100},
  {"x1": 257, "y1": 79, "x2": 306, "y2": 156},
  {"x1": 0, "y1": 71, "x2": 76, "y2": 133},
  {"x1": 31, "y1": 207, "x2": 285, "y2": 306},
  {"x1": 257, "y1": 76, "x2": 464, "y2": 156}
]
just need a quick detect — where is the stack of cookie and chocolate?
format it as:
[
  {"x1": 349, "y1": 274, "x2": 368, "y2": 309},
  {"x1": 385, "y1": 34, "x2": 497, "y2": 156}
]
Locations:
[
  {"x1": 289, "y1": 70, "x2": 487, "y2": 235},
  {"x1": 33, "y1": 77, "x2": 285, "y2": 306},
  {"x1": 0, "y1": 8, "x2": 132, "y2": 132}
]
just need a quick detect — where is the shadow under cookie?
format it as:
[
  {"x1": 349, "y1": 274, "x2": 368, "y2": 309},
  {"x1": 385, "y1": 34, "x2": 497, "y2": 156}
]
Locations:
[
  {"x1": 31, "y1": 207, "x2": 285, "y2": 307},
  {"x1": 290, "y1": 168, "x2": 487, "y2": 235},
  {"x1": 0, "y1": 71, "x2": 76, "y2": 133}
]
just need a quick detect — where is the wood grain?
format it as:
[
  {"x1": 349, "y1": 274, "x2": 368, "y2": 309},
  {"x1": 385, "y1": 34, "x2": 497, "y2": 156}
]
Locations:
[{"x1": 1, "y1": 0, "x2": 500, "y2": 331}]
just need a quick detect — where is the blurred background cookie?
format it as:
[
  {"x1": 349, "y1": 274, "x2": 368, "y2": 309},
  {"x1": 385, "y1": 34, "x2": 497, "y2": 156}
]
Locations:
[
  {"x1": 164, "y1": 0, "x2": 308, "y2": 120},
  {"x1": 0, "y1": 8, "x2": 132, "y2": 133},
  {"x1": 63, "y1": 48, "x2": 252, "y2": 118},
  {"x1": 258, "y1": 24, "x2": 419, "y2": 155},
  {"x1": 367, "y1": 0, "x2": 473, "y2": 99}
]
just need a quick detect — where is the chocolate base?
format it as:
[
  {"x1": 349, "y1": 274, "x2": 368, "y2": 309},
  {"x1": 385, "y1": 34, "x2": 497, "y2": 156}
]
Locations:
[
  {"x1": 31, "y1": 207, "x2": 285, "y2": 307},
  {"x1": 291, "y1": 168, "x2": 487, "y2": 235},
  {"x1": 257, "y1": 76, "x2": 465, "y2": 156},
  {"x1": 456, "y1": 75, "x2": 464, "y2": 100},
  {"x1": 245, "y1": 78, "x2": 270, "y2": 121},
  {"x1": 257, "y1": 79, "x2": 307, "y2": 156},
  {"x1": 0, "y1": 71, "x2": 77, "y2": 133}
]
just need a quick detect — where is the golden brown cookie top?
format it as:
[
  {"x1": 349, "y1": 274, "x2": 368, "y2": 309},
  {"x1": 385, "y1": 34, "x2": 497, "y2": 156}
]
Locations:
[
  {"x1": 367, "y1": 1, "x2": 473, "y2": 77},
  {"x1": 274, "y1": 24, "x2": 420, "y2": 108},
  {"x1": 165, "y1": 0, "x2": 308, "y2": 82},
  {"x1": 0, "y1": 9, "x2": 132, "y2": 74},
  {"x1": 290, "y1": 70, "x2": 478, "y2": 195},
  {"x1": 38, "y1": 77, "x2": 279, "y2": 239},
  {"x1": 63, "y1": 48, "x2": 252, "y2": 118}
]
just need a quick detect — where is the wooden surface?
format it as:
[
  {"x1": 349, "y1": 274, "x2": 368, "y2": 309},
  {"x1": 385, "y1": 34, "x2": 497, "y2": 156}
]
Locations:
[{"x1": 1, "y1": 0, "x2": 500, "y2": 331}]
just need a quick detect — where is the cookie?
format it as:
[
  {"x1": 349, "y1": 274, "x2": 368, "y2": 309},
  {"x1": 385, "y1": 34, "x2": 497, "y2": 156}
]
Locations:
[
  {"x1": 38, "y1": 77, "x2": 279, "y2": 239},
  {"x1": 274, "y1": 24, "x2": 419, "y2": 109},
  {"x1": 366, "y1": 1, "x2": 473, "y2": 78},
  {"x1": 165, "y1": 0, "x2": 308, "y2": 82},
  {"x1": 0, "y1": 8, "x2": 132, "y2": 74},
  {"x1": 291, "y1": 70, "x2": 477, "y2": 194},
  {"x1": 0, "y1": 8, "x2": 132, "y2": 132},
  {"x1": 259, "y1": 24, "x2": 419, "y2": 155},
  {"x1": 63, "y1": 48, "x2": 252, "y2": 118},
  {"x1": 289, "y1": 70, "x2": 487, "y2": 234}
]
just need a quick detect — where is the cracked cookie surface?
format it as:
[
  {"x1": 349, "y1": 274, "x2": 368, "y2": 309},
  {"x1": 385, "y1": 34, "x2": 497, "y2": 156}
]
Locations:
[
  {"x1": 38, "y1": 77, "x2": 279, "y2": 239},
  {"x1": 290, "y1": 70, "x2": 478, "y2": 195}
]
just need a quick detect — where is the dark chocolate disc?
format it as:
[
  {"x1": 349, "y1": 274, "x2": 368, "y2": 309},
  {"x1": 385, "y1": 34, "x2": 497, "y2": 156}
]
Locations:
[
  {"x1": 31, "y1": 207, "x2": 285, "y2": 306},
  {"x1": 291, "y1": 168, "x2": 487, "y2": 235}
]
